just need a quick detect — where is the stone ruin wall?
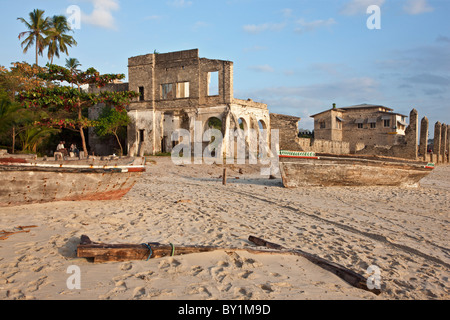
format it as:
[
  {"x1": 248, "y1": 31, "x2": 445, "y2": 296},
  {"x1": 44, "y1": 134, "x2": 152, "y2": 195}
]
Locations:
[
  {"x1": 271, "y1": 110, "x2": 449, "y2": 164},
  {"x1": 270, "y1": 113, "x2": 350, "y2": 155}
]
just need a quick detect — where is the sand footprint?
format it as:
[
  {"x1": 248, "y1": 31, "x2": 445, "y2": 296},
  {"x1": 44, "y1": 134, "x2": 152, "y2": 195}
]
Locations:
[{"x1": 132, "y1": 287, "x2": 146, "y2": 299}]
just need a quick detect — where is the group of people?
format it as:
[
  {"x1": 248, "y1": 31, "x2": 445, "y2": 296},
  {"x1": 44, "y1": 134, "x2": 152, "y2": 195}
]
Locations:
[{"x1": 56, "y1": 141, "x2": 79, "y2": 157}]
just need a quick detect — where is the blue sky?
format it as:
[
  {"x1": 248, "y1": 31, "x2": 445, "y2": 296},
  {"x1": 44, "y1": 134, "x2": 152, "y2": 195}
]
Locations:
[{"x1": 1, "y1": 0, "x2": 449, "y2": 132}]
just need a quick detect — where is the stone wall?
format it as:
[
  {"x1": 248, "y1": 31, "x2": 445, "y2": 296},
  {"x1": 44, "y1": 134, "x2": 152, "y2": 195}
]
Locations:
[
  {"x1": 270, "y1": 113, "x2": 350, "y2": 154},
  {"x1": 126, "y1": 49, "x2": 269, "y2": 156},
  {"x1": 356, "y1": 109, "x2": 449, "y2": 164},
  {"x1": 269, "y1": 113, "x2": 301, "y2": 151}
]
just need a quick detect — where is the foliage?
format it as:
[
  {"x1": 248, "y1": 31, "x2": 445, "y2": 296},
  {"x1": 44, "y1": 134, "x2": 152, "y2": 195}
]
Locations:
[
  {"x1": 17, "y1": 63, "x2": 139, "y2": 154},
  {"x1": 0, "y1": 90, "x2": 21, "y2": 136},
  {"x1": 94, "y1": 106, "x2": 130, "y2": 155},
  {"x1": 18, "y1": 123, "x2": 60, "y2": 154},
  {"x1": 0, "y1": 62, "x2": 51, "y2": 98},
  {"x1": 17, "y1": 9, "x2": 77, "y2": 66},
  {"x1": 17, "y1": 9, "x2": 50, "y2": 65},
  {"x1": 0, "y1": 88, "x2": 59, "y2": 154},
  {"x1": 46, "y1": 15, "x2": 77, "y2": 64}
]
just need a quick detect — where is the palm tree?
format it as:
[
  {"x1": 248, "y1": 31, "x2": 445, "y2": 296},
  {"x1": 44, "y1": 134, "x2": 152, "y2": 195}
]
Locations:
[
  {"x1": 65, "y1": 58, "x2": 81, "y2": 88},
  {"x1": 17, "y1": 9, "x2": 50, "y2": 66},
  {"x1": 65, "y1": 58, "x2": 81, "y2": 73},
  {"x1": 46, "y1": 15, "x2": 77, "y2": 65}
]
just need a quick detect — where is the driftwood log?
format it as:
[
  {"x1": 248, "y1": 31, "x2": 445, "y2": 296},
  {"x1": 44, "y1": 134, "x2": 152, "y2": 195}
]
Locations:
[
  {"x1": 77, "y1": 235, "x2": 231, "y2": 263},
  {"x1": 0, "y1": 226, "x2": 38, "y2": 241},
  {"x1": 77, "y1": 235, "x2": 380, "y2": 295},
  {"x1": 248, "y1": 236, "x2": 381, "y2": 295}
]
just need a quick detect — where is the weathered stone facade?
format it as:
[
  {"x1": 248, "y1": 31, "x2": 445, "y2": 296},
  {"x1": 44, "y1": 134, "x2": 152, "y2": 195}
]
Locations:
[
  {"x1": 311, "y1": 104, "x2": 408, "y2": 153},
  {"x1": 419, "y1": 117, "x2": 429, "y2": 161},
  {"x1": 270, "y1": 113, "x2": 351, "y2": 154},
  {"x1": 126, "y1": 49, "x2": 270, "y2": 157}
]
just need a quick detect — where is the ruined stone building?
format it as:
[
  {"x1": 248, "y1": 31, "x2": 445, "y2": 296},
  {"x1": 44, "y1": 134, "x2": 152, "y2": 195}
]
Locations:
[
  {"x1": 125, "y1": 49, "x2": 270, "y2": 157},
  {"x1": 311, "y1": 104, "x2": 409, "y2": 153}
]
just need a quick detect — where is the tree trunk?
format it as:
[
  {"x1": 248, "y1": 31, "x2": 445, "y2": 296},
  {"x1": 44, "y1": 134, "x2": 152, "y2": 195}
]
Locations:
[
  {"x1": 113, "y1": 131, "x2": 123, "y2": 156},
  {"x1": 35, "y1": 42, "x2": 38, "y2": 66},
  {"x1": 12, "y1": 126, "x2": 15, "y2": 154},
  {"x1": 77, "y1": 101, "x2": 88, "y2": 156},
  {"x1": 80, "y1": 126, "x2": 88, "y2": 156}
]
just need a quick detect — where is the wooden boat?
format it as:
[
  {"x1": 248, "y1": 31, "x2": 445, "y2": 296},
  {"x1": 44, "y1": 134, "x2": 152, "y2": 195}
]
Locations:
[
  {"x1": 278, "y1": 150, "x2": 435, "y2": 188},
  {"x1": 0, "y1": 156, "x2": 146, "y2": 207}
]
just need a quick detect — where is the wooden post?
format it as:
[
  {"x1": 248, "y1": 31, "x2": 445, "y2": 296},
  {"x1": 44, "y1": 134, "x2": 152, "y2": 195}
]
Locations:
[{"x1": 222, "y1": 168, "x2": 227, "y2": 185}]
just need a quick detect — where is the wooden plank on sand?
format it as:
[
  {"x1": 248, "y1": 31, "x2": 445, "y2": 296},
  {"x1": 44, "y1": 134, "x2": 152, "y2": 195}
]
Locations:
[{"x1": 248, "y1": 236, "x2": 381, "y2": 295}]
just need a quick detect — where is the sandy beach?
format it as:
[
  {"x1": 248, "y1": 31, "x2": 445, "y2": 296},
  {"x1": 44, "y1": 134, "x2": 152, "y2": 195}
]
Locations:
[{"x1": 0, "y1": 156, "x2": 448, "y2": 300}]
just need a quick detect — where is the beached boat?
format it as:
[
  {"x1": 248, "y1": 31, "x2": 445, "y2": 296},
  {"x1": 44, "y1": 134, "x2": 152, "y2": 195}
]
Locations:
[
  {"x1": 0, "y1": 156, "x2": 146, "y2": 207},
  {"x1": 278, "y1": 150, "x2": 435, "y2": 188}
]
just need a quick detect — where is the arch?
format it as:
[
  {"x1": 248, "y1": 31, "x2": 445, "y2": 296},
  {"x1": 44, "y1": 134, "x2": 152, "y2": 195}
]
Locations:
[
  {"x1": 257, "y1": 119, "x2": 270, "y2": 158},
  {"x1": 238, "y1": 117, "x2": 248, "y2": 132},
  {"x1": 203, "y1": 116, "x2": 224, "y2": 158},
  {"x1": 258, "y1": 119, "x2": 267, "y2": 131},
  {"x1": 205, "y1": 116, "x2": 223, "y2": 133}
]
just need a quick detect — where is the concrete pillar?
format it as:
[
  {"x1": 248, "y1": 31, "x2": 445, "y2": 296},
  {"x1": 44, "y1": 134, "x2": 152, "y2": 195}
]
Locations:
[
  {"x1": 441, "y1": 123, "x2": 448, "y2": 163},
  {"x1": 419, "y1": 117, "x2": 428, "y2": 161},
  {"x1": 433, "y1": 122, "x2": 441, "y2": 163},
  {"x1": 406, "y1": 109, "x2": 419, "y2": 159}
]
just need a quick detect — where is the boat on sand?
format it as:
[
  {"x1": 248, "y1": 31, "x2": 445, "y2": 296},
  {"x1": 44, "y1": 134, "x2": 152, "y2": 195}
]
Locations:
[
  {"x1": 0, "y1": 156, "x2": 146, "y2": 207},
  {"x1": 278, "y1": 150, "x2": 435, "y2": 188}
]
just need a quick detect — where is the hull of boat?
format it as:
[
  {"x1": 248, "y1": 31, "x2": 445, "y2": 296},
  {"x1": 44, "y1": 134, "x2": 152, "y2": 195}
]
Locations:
[
  {"x1": 278, "y1": 151, "x2": 435, "y2": 188},
  {"x1": 0, "y1": 157, "x2": 146, "y2": 207}
]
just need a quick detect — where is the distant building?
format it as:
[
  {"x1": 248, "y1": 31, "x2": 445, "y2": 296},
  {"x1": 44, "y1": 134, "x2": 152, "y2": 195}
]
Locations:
[{"x1": 311, "y1": 104, "x2": 408, "y2": 151}]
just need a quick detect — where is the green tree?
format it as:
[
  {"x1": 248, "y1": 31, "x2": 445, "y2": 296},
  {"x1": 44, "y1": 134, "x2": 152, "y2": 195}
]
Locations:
[
  {"x1": 0, "y1": 89, "x2": 47, "y2": 154},
  {"x1": 65, "y1": 58, "x2": 81, "y2": 73},
  {"x1": 17, "y1": 9, "x2": 50, "y2": 66},
  {"x1": 46, "y1": 15, "x2": 77, "y2": 65},
  {"x1": 95, "y1": 106, "x2": 130, "y2": 156},
  {"x1": 65, "y1": 58, "x2": 81, "y2": 88},
  {"x1": 18, "y1": 64, "x2": 139, "y2": 155},
  {"x1": 0, "y1": 90, "x2": 20, "y2": 137},
  {"x1": 0, "y1": 62, "x2": 51, "y2": 99}
]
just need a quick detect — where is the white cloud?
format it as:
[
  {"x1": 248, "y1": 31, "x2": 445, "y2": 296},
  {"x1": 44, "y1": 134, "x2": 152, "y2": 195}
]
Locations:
[
  {"x1": 243, "y1": 22, "x2": 286, "y2": 34},
  {"x1": 436, "y1": 35, "x2": 450, "y2": 44},
  {"x1": 281, "y1": 8, "x2": 293, "y2": 18},
  {"x1": 193, "y1": 21, "x2": 209, "y2": 30},
  {"x1": 145, "y1": 15, "x2": 164, "y2": 21},
  {"x1": 253, "y1": 77, "x2": 381, "y2": 102},
  {"x1": 81, "y1": 0, "x2": 120, "y2": 30},
  {"x1": 295, "y1": 18, "x2": 336, "y2": 34},
  {"x1": 248, "y1": 65, "x2": 275, "y2": 73},
  {"x1": 168, "y1": 0, "x2": 193, "y2": 8},
  {"x1": 340, "y1": 0, "x2": 385, "y2": 16},
  {"x1": 403, "y1": 0, "x2": 434, "y2": 15},
  {"x1": 243, "y1": 45, "x2": 268, "y2": 53}
]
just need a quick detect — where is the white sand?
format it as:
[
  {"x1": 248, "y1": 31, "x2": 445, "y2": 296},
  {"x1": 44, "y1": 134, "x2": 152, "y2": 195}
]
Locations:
[{"x1": 0, "y1": 157, "x2": 448, "y2": 300}]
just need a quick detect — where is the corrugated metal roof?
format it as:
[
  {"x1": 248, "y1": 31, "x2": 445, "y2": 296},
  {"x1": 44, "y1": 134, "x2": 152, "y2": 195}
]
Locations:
[{"x1": 340, "y1": 104, "x2": 393, "y2": 111}]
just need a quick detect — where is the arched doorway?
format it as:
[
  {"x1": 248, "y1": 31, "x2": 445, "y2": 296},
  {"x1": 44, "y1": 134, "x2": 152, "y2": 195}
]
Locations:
[
  {"x1": 204, "y1": 116, "x2": 223, "y2": 158},
  {"x1": 258, "y1": 119, "x2": 269, "y2": 158}
]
